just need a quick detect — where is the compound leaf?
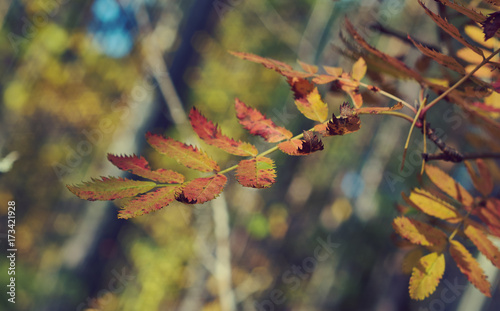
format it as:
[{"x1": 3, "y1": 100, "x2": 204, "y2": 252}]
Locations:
[
  {"x1": 409, "y1": 252, "x2": 445, "y2": 300},
  {"x1": 189, "y1": 107, "x2": 258, "y2": 157},
  {"x1": 465, "y1": 225, "x2": 500, "y2": 269},
  {"x1": 177, "y1": 174, "x2": 227, "y2": 204},
  {"x1": 67, "y1": 177, "x2": 156, "y2": 201},
  {"x1": 449, "y1": 240, "x2": 491, "y2": 297},
  {"x1": 236, "y1": 156, "x2": 276, "y2": 188},
  {"x1": 107, "y1": 154, "x2": 184, "y2": 184},
  {"x1": 118, "y1": 185, "x2": 180, "y2": 219},
  {"x1": 235, "y1": 98, "x2": 292, "y2": 143},
  {"x1": 146, "y1": 133, "x2": 219, "y2": 172},
  {"x1": 425, "y1": 164, "x2": 474, "y2": 207}
]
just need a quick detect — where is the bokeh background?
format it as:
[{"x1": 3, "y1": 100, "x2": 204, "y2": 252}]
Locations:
[{"x1": 1, "y1": 0, "x2": 499, "y2": 310}]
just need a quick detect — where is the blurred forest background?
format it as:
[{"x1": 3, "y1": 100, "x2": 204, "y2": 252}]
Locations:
[{"x1": 0, "y1": 0, "x2": 499, "y2": 310}]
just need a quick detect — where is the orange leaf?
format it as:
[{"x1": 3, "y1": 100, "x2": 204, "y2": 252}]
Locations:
[
  {"x1": 464, "y1": 160, "x2": 493, "y2": 197},
  {"x1": 392, "y1": 216, "x2": 447, "y2": 251},
  {"x1": 323, "y1": 65, "x2": 343, "y2": 77},
  {"x1": 409, "y1": 252, "x2": 445, "y2": 300},
  {"x1": 465, "y1": 225, "x2": 500, "y2": 269},
  {"x1": 408, "y1": 36, "x2": 466, "y2": 75},
  {"x1": 425, "y1": 164, "x2": 474, "y2": 207},
  {"x1": 408, "y1": 188, "x2": 462, "y2": 223},
  {"x1": 297, "y1": 60, "x2": 318, "y2": 74},
  {"x1": 67, "y1": 177, "x2": 156, "y2": 201},
  {"x1": 312, "y1": 74, "x2": 338, "y2": 84},
  {"x1": 402, "y1": 248, "x2": 424, "y2": 275},
  {"x1": 449, "y1": 240, "x2": 491, "y2": 297},
  {"x1": 118, "y1": 185, "x2": 180, "y2": 219},
  {"x1": 234, "y1": 98, "x2": 292, "y2": 143},
  {"x1": 236, "y1": 156, "x2": 276, "y2": 188},
  {"x1": 418, "y1": 1, "x2": 484, "y2": 57},
  {"x1": 189, "y1": 108, "x2": 258, "y2": 157},
  {"x1": 356, "y1": 102, "x2": 403, "y2": 114},
  {"x1": 107, "y1": 154, "x2": 184, "y2": 184},
  {"x1": 177, "y1": 174, "x2": 227, "y2": 204},
  {"x1": 288, "y1": 77, "x2": 329, "y2": 122},
  {"x1": 352, "y1": 57, "x2": 367, "y2": 81},
  {"x1": 278, "y1": 131, "x2": 324, "y2": 156},
  {"x1": 477, "y1": 198, "x2": 500, "y2": 238},
  {"x1": 229, "y1": 51, "x2": 312, "y2": 78}
]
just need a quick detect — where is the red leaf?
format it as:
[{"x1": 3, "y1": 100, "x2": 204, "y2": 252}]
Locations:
[
  {"x1": 189, "y1": 107, "x2": 258, "y2": 157},
  {"x1": 288, "y1": 77, "x2": 329, "y2": 122},
  {"x1": 408, "y1": 36, "x2": 466, "y2": 75},
  {"x1": 436, "y1": 0, "x2": 486, "y2": 24},
  {"x1": 146, "y1": 132, "x2": 219, "y2": 172},
  {"x1": 235, "y1": 98, "x2": 293, "y2": 143},
  {"x1": 236, "y1": 156, "x2": 276, "y2": 188},
  {"x1": 118, "y1": 185, "x2": 180, "y2": 219},
  {"x1": 177, "y1": 174, "x2": 227, "y2": 204},
  {"x1": 67, "y1": 177, "x2": 156, "y2": 201},
  {"x1": 107, "y1": 154, "x2": 184, "y2": 184},
  {"x1": 449, "y1": 240, "x2": 491, "y2": 297}
]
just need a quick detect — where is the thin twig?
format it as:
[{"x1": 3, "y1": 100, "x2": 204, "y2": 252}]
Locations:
[{"x1": 422, "y1": 152, "x2": 500, "y2": 162}]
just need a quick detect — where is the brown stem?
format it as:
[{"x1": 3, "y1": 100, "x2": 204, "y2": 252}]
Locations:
[{"x1": 422, "y1": 152, "x2": 500, "y2": 163}]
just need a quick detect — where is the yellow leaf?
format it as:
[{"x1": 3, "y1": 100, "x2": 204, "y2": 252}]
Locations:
[
  {"x1": 393, "y1": 216, "x2": 447, "y2": 251},
  {"x1": 409, "y1": 252, "x2": 445, "y2": 300},
  {"x1": 449, "y1": 240, "x2": 491, "y2": 297},
  {"x1": 408, "y1": 188, "x2": 462, "y2": 223},
  {"x1": 352, "y1": 57, "x2": 367, "y2": 81},
  {"x1": 425, "y1": 164, "x2": 474, "y2": 207}
]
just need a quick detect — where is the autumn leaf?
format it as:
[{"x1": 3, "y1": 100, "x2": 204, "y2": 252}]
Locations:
[
  {"x1": 352, "y1": 57, "x2": 367, "y2": 81},
  {"x1": 118, "y1": 185, "x2": 180, "y2": 219},
  {"x1": 67, "y1": 177, "x2": 156, "y2": 201},
  {"x1": 278, "y1": 131, "x2": 324, "y2": 156},
  {"x1": 288, "y1": 77, "x2": 329, "y2": 122},
  {"x1": 356, "y1": 102, "x2": 403, "y2": 114},
  {"x1": 107, "y1": 154, "x2": 184, "y2": 184},
  {"x1": 464, "y1": 160, "x2": 493, "y2": 197},
  {"x1": 481, "y1": 11, "x2": 500, "y2": 40},
  {"x1": 146, "y1": 132, "x2": 219, "y2": 172},
  {"x1": 229, "y1": 51, "x2": 312, "y2": 78},
  {"x1": 236, "y1": 156, "x2": 276, "y2": 188},
  {"x1": 393, "y1": 216, "x2": 448, "y2": 251},
  {"x1": 425, "y1": 164, "x2": 474, "y2": 207},
  {"x1": 418, "y1": 1, "x2": 484, "y2": 57},
  {"x1": 435, "y1": 0, "x2": 486, "y2": 24},
  {"x1": 338, "y1": 73, "x2": 363, "y2": 108},
  {"x1": 297, "y1": 60, "x2": 318, "y2": 74},
  {"x1": 408, "y1": 36, "x2": 465, "y2": 75},
  {"x1": 177, "y1": 174, "x2": 227, "y2": 204},
  {"x1": 189, "y1": 107, "x2": 258, "y2": 157},
  {"x1": 234, "y1": 98, "x2": 292, "y2": 143},
  {"x1": 477, "y1": 198, "x2": 500, "y2": 238},
  {"x1": 402, "y1": 248, "x2": 424, "y2": 275},
  {"x1": 323, "y1": 65, "x2": 343, "y2": 77},
  {"x1": 409, "y1": 252, "x2": 446, "y2": 300},
  {"x1": 315, "y1": 102, "x2": 361, "y2": 136},
  {"x1": 449, "y1": 240, "x2": 491, "y2": 297},
  {"x1": 407, "y1": 188, "x2": 462, "y2": 223},
  {"x1": 464, "y1": 225, "x2": 500, "y2": 269}
]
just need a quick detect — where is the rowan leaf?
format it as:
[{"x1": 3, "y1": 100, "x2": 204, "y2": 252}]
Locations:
[
  {"x1": 393, "y1": 216, "x2": 447, "y2": 251},
  {"x1": 465, "y1": 225, "x2": 500, "y2": 269},
  {"x1": 409, "y1": 252, "x2": 445, "y2": 300},
  {"x1": 315, "y1": 103, "x2": 361, "y2": 136},
  {"x1": 435, "y1": 0, "x2": 486, "y2": 24},
  {"x1": 177, "y1": 174, "x2": 227, "y2": 204},
  {"x1": 67, "y1": 177, "x2": 156, "y2": 201},
  {"x1": 278, "y1": 132, "x2": 324, "y2": 156},
  {"x1": 146, "y1": 132, "x2": 219, "y2": 172},
  {"x1": 118, "y1": 185, "x2": 180, "y2": 219},
  {"x1": 229, "y1": 51, "x2": 312, "y2": 78},
  {"x1": 352, "y1": 57, "x2": 367, "y2": 81},
  {"x1": 464, "y1": 160, "x2": 493, "y2": 197},
  {"x1": 297, "y1": 60, "x2": 318, "y2": 74},
  {"x1": 425, "y1": 164, "x2": 474, "y2": 207},
  {"x1": 408, "y1": 188, "x2": 462, "y2": 223},
  {"x1": 408, "y1": 36, "x2": 465, "y2": 75},
  {"x1": 449, "y1": 240, "x2": 491, "y2": 297},
  {"x1": 402, "y1": 248, "x2": 424, "y2": 275},
  {"x1": 418, "y1": 1, "x2": 484, "y2": 56},
  {"x1": 107, "y1": 154, "x2": 184, "y2": 184},
  {"x1": 481, "y1": 12, "x2": 500, "y2": 40},
  {"x1": 288, "y1": 77, "x2": 329, "y2": 122},
  {"x1": 234, "y1": 98, "x2": 292, "y2": 143},
  {"x1": 344, "y1": 18, "x2": 423, "y2": 81},
  {"x1": 236, "y1": 156, "x2": 276, "y2": 188},
  {"x1": 356, "y1": 102, "x2": 403, "y2": 114},
  {"x1": 189, "y1": 107, "x2": 258, "y2": 157}
]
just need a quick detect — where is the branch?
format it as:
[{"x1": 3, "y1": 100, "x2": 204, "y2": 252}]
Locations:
[{"x1": 422, "y1": 152, "x2": 500, "y2": 163}]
